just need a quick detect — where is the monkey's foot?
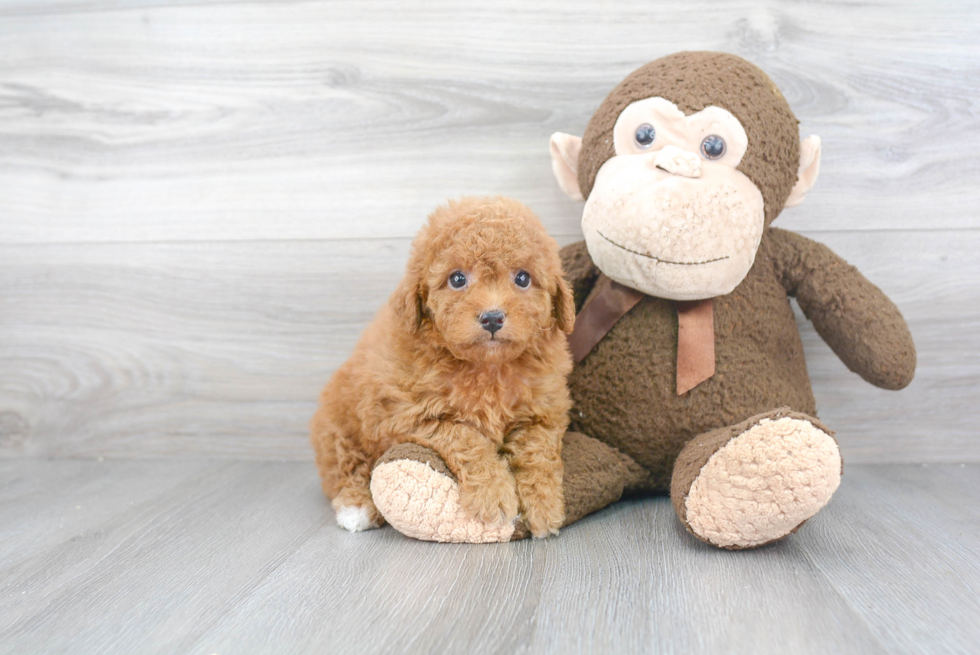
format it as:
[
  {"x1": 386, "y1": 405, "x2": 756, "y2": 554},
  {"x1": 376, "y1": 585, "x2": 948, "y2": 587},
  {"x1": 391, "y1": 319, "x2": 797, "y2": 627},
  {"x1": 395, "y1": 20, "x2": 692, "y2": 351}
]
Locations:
[
  {"x1": 370, "y1": 443, "x2": 525, "y2": 543},
  {"x1": 671, "y1": 408, "x2": 842, "y2": 549}
]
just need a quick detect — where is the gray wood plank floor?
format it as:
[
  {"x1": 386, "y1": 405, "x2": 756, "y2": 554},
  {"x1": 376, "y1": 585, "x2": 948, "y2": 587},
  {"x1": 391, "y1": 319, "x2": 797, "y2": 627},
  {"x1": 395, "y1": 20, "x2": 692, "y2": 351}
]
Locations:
[{"x1": 1, "y1": 460, "x2": 977, "y2": 655}]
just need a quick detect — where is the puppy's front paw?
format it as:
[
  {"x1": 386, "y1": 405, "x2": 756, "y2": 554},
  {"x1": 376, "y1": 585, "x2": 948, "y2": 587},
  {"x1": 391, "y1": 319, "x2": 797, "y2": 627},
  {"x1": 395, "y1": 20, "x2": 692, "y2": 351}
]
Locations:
[
  {"x1": 459, "y1": 472, "x2": 519, "y2": 525},
  {"x1": 522, "y1": 494, "x2": 565, "y2": 539}
]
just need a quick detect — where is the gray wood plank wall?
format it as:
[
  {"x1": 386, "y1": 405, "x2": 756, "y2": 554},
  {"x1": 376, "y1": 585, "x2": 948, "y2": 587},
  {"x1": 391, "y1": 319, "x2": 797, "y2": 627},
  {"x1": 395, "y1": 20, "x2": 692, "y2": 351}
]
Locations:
[{"x1": 1, "y1": 0, "x2": 978, "y2": 462}]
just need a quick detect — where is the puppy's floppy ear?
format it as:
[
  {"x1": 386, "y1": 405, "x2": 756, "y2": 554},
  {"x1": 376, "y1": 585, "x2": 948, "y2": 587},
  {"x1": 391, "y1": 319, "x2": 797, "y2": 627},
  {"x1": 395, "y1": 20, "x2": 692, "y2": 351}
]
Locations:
[
  {"x1": 392, "y1": 274, "x2": 427, "y2": 333},
  {"x1": 552, "y1": 275, "x2": 576, "y2": 334}
]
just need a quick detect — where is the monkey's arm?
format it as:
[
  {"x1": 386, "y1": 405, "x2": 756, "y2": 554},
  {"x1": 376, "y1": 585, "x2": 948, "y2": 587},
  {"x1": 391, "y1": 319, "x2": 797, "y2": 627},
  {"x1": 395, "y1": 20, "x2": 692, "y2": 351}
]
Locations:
[
  {"x1": 559, "y1": 241, "x2": 601, "y2": 313},
  {"x1": 767, "y1": 227, "x2": 916, "y2": 390}
]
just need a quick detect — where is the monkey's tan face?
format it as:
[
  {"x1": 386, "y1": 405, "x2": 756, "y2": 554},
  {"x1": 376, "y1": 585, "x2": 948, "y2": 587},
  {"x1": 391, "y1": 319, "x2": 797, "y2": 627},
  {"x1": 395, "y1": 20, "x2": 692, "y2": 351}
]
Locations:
[{"x1": 581, "y1": 97, "x2": 765, "y2": 301}]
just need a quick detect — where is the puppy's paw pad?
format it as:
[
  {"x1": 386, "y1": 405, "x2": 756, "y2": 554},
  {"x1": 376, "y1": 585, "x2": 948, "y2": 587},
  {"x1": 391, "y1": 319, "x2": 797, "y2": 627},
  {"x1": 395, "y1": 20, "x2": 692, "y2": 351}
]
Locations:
[{"x1": 335, "y1": 505, "x2": 379, "y2": 532}]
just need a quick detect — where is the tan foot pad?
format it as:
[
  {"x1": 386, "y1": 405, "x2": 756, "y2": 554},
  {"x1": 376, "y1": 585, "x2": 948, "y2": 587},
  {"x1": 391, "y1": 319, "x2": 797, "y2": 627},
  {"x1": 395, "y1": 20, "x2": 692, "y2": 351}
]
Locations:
[
  {"x1": 370, "y1": 458, "x2": 516, "y2": 543},
  {"x1": 685, "y1": 416, "x2": 842, "y2": 549}
]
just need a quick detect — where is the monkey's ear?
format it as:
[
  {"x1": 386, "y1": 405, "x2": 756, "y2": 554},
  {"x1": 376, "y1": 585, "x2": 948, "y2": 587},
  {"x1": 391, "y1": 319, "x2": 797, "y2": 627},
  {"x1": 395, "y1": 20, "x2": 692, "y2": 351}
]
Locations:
[
  {"x1": 392, "y1": 275, "x2": 426, "y2": 333},
  {"x1": 784, "y1": 135, "x2": 822, "y2": 208},
  {"x1": 553, "y1": 275, "x2": 576, "y2": 334},
  {"x1": 550, "y1": 132, "x2": 585, "y2": 202}
]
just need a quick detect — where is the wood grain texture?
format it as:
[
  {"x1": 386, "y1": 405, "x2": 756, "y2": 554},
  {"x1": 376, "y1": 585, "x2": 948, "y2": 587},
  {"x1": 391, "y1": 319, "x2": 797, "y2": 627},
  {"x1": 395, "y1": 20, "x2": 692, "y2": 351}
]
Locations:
[
  {"x1": 798, "y1": 464, "x2": 980, "y2": 654},
  {"x1": 0, "y1": 0, "x2": 978, "y2": 245},
  {"x1": 0, "y1": 458, "x2": 215, "y2": 573},
  {"x1": 0, "y1": 229, "x2": 975, "y2": 462},
  {"x1": 0, "y1": 0, "x2": 977, "y2": 462},
  {"x1": 0, "y1": 459, "x2": 977, "y2": 654},
  {"x1": 1, "y1": 3, "x2": 975, "y2": 652}
]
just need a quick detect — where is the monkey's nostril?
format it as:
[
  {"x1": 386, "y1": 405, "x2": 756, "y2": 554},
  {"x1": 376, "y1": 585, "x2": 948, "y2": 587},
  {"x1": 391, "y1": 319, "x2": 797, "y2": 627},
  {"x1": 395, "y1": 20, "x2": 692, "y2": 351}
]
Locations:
[{"x1": 479, "y1": 310, "x2": 506, "y2": 335}]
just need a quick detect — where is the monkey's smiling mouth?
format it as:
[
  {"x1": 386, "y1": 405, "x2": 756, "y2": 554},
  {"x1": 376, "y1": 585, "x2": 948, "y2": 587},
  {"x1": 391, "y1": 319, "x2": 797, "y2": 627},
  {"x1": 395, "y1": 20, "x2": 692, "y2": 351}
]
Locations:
[{"x1": 597, "y1": 230, "x2": 730, "y2": 266}]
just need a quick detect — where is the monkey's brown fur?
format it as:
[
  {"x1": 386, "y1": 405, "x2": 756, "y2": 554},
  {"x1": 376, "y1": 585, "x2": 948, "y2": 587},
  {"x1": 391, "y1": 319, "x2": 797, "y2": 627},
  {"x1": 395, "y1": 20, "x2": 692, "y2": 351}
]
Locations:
[
  {"x1": 310, "y1": 196, "x2": 575, "y2": 537},
  {"x1": 561, "y1": 228, "x2": 914, "y2": 494},
  {"x1": 556, "y1": 53, "x2": 915, "y2": 537}
]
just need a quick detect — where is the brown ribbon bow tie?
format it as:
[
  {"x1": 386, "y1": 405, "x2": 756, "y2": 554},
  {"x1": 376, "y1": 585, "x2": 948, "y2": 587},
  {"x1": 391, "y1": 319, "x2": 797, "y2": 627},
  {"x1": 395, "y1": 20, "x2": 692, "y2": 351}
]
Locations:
[
  {"x1": 566, "y1": 276, "x2": 716, "y2": 395},
  {"x1": 674, "y1": 298, "x2": 715, "y2": 395}
]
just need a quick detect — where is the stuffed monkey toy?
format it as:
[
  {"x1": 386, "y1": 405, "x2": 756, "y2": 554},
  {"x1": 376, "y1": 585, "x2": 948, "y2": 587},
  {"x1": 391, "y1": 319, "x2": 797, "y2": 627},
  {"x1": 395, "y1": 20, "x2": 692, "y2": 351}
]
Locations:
[{"x1": 368, "y1": 51, "x2": 916, "y2": 548}]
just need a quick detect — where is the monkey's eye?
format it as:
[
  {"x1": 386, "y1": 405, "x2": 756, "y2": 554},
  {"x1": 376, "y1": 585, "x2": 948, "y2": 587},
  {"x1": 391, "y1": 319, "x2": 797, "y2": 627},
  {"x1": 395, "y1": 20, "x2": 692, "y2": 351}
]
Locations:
[
  {"x1": 634, "y1": 124, "x2": 656, "y2": 148},
  {"x1": 700, "y1": 135, "x2": 726, "y2": 160},
  {"x1": 514, "y1": 270, "x2": 531, "y2": 288},
  {"x1": 448, "y1": 271, "x2": 467, "y2": 289}
]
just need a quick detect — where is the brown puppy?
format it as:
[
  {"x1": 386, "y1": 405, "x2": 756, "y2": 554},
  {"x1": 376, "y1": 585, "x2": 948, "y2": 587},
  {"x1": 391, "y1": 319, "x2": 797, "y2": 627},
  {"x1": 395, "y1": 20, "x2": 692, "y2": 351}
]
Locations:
[{"x1": 310, "y1": 197, "x2": 575, "y2": 537}]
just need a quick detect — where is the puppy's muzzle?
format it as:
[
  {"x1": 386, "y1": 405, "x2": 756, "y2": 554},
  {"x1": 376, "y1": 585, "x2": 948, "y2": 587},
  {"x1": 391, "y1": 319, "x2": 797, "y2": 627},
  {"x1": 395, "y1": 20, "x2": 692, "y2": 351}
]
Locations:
[{"x1": 479, "y1": 310, "x2": 505, "y2": 336}]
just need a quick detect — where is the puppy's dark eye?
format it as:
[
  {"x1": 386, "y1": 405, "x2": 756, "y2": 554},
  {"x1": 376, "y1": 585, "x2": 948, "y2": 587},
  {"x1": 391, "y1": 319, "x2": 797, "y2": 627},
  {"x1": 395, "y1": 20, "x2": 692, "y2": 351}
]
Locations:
[
  {"x1": 634, "y1": 123, "x2": 656, "y2": 148},
  {"x1": 448, "y1": 271, "x2": 467, "y2": 289},
  {"x1": 514, "y1": 270, "x2": 531, "y2": 288},
  {"x1": 701, "y1": 135, "x2": 726, "y2": 160}
]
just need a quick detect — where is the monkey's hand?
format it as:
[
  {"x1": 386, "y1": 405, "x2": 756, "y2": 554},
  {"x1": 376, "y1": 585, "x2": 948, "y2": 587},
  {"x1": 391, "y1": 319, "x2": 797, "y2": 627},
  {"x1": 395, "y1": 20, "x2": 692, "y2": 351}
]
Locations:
[{"x1": 769, "y1": 227, "x2": 916, "y2": 390}]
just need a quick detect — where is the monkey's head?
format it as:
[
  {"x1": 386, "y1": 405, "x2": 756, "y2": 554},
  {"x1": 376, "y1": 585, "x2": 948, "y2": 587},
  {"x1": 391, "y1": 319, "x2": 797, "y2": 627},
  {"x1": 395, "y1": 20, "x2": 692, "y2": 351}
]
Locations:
[{"x1": 550, "y1": 51, "x2": 821, "y2": 300}]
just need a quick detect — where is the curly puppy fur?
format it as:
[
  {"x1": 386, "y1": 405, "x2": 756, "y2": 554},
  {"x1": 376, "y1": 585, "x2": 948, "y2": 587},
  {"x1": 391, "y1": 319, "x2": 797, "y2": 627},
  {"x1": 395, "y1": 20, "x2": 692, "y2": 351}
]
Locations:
[{"x1": 310, "y1": 197, "x2": 576, "y2": 537}]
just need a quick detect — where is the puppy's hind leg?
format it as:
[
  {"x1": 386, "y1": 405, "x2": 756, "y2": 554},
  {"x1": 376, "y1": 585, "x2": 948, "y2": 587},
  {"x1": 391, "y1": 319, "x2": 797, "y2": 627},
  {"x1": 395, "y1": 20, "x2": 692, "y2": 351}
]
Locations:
[
  {"x1": 311, "y1": 406, "x2": 384, "y2": 533},
  {"x1": 331, "y1": 436, "x2": 386, "y2": 533}
]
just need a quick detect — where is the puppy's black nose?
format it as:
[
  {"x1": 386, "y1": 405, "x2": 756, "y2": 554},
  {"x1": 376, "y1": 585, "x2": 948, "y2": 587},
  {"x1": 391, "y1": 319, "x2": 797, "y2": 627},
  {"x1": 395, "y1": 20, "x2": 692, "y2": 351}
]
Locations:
[{"x1": 479, "y1": 310, "x2": 505, "y2": 335}]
